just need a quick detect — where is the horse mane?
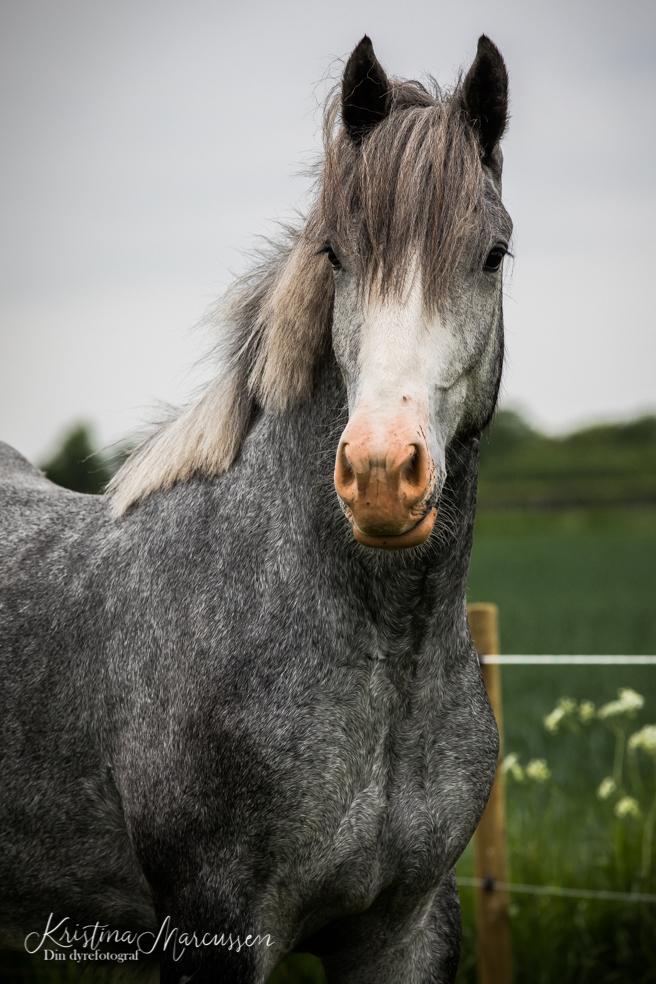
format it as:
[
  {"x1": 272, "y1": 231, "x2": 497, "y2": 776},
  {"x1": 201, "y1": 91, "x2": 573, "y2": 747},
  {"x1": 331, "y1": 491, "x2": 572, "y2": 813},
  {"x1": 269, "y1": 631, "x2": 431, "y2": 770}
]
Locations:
[{"x1": 109, "y1": 75, "x2": 492, "y2": 515}]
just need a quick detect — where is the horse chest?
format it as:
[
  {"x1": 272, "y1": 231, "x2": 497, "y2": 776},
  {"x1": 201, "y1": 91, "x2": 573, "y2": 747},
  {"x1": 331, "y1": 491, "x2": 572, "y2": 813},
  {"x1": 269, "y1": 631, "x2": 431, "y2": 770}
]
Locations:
[
  {"x1": 281, "y1": 667, "x2": 491, "y2": 921},
  {"x1": 331, "y1": 720, "x2": 476, "y2": 886}
]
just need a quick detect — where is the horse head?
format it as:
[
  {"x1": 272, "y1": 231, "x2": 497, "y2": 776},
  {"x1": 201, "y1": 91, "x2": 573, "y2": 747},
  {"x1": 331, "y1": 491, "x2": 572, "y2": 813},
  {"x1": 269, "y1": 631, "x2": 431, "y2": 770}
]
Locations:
[{"x1": 321, "y1": 36, "x2": 511, "y2": 549}]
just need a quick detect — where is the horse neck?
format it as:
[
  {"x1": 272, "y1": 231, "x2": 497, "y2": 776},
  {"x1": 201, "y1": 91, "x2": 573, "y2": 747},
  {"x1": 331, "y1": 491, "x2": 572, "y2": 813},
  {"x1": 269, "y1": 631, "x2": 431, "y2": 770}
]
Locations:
[{"x1": 255, "y1": 352, "x2": 480, "y2": 654}]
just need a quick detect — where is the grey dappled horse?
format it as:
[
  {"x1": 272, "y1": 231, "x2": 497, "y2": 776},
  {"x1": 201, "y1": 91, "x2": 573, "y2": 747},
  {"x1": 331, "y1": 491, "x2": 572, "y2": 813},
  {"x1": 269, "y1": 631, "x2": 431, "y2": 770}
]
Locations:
[{"x1": 0, "y1": 35, "x2": 512, "y2": 984}]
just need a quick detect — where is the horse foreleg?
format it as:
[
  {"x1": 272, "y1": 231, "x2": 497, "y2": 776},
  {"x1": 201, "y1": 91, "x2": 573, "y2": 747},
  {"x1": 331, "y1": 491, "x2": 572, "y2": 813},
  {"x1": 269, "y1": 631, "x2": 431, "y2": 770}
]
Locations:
[
  {"x1": 153, "y1": 896, "x2": 276, "y2": 984},
  {"x1": 316, "y1": 874, "x2": 462, "y2": 984}
]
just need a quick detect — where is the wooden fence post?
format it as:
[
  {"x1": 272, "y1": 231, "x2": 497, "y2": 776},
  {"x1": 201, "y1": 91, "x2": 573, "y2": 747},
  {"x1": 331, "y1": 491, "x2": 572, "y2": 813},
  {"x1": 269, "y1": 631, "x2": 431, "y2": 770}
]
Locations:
[{"x1": 467, "y1": 603, "x2": 512, "y2": 984}]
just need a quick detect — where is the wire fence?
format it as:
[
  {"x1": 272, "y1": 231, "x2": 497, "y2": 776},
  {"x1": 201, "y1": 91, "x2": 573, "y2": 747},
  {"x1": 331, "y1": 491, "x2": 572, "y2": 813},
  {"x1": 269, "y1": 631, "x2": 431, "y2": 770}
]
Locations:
[
  {"x1": 468, "y1": 647, "x2": 656, "y2": 917},
  {"x1": 479, "y1": 655, "x2": 656, "y2": 665},
  {"x1": 458, "y1": 876, "x2": 656, "y2": 905}
]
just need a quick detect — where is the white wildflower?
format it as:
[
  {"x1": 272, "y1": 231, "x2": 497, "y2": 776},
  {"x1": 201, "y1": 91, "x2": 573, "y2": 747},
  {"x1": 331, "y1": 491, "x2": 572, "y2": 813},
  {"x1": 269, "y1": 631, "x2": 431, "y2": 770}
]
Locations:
[
  {"x1": 614, "y1": 796, "x2": 641, "y2": 820},
  {"x1": 618, "y1": 688, "x2": 645, "y2": 712},
  {"x1": 501, "y1": 753, "x2": 525, "y2": 782},
  {"x1": 598, "y1": 688, "x2": 644, "y2": 720},
  {"x1": 597, "y1": 777, "x2": 616, "y2": 801},
  {"x1": 598, "y1": 701, "x2": 624, "y2": 719},
  {"x1": 525, "y1": 759, "x2": 550, "y2": 782},
  {"x1": 544, "y1": 697, "x2": 576, "y2": 733},
  {"x1": 578, "y1": 700, "x2": 596, "y2": 723},
  {"x1": 544, "y1": 707, "x2": 564, "y2": 733},
  {"x1": 628, "y1": 724, "x2": 656, "y2": 757}
]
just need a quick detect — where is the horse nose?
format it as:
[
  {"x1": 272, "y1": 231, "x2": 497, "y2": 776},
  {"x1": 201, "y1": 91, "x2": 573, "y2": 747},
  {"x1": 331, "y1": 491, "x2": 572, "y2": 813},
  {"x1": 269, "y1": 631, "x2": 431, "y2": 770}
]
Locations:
[
  {"x1": 334, "y1": 426, "x2": 436, "y2": 546},
  {"x1": 335, "y1": 441, "x2": 428, "y2": 513}
]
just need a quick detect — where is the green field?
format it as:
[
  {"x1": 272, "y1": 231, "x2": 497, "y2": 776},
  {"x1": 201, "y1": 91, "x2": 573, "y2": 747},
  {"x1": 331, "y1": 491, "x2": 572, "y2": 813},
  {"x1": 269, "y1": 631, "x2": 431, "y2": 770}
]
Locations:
[
  {"x1": 456, "y1": 506, "x2": 656, "y2": 983},
  {"x1": 470, "y1": 507, "x2": 656, "y2": 656}
]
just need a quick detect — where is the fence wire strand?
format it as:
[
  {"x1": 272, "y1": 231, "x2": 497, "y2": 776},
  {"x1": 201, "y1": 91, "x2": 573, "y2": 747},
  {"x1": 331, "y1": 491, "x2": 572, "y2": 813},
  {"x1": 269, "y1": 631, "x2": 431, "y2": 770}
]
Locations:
[
  {"x1": 479, "y1": 655, "x2": 656, "y2": 665},
  {"x1": 457, "y1": 876, "x2": 656, "y2": 905}
]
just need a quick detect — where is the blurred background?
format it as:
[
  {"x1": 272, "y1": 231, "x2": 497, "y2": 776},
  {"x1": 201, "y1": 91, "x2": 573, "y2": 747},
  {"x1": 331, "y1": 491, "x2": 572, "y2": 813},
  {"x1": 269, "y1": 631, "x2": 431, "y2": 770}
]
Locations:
[{"x1": 1, "y1": 1, "x2": 654, "y2": 982}]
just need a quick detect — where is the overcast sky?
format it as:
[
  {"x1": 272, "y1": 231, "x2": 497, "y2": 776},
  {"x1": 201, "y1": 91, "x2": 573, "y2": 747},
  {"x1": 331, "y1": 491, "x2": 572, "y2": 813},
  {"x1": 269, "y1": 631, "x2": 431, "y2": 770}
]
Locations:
[{"x1": 1, "y1": 0, "x2": 654, "y2": 461}]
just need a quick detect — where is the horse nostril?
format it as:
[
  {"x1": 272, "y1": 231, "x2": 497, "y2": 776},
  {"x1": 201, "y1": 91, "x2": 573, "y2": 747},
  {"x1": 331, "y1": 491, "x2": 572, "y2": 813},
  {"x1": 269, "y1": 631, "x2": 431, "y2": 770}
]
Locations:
[
  {"x1": 341, "y1": 444, "x2": 354, "y2": 481},
  {"x1": 402, "y1": 444, "x2": 423, "y2": 488},
  {"x1": 335, "y1": 442, "x2": 356, "y2": 503}
]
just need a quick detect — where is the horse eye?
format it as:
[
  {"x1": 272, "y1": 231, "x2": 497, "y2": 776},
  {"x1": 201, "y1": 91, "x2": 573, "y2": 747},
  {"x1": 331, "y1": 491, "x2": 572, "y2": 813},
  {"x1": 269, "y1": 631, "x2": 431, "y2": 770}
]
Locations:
[
  {"x1": 319, "y1": 242, "x2": 342, "y2": 271},
  {"x1": 483, "y1": 245, "x2": 508, "y2": 273}
]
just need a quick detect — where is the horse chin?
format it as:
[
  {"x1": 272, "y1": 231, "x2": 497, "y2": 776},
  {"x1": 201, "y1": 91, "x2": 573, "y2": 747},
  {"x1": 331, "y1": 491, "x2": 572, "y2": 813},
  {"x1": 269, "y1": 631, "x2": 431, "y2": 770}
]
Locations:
[{"x1": 351, "y1": 507, "x2": 438, "y2": 550}]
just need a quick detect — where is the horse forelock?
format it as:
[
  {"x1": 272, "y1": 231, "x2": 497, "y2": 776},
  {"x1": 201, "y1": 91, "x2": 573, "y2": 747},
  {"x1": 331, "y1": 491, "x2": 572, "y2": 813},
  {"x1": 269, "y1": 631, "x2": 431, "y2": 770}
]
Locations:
[
  {"x1": 108, "y1": 77, "x2": 497, "y2": 515},
  {"x1": 320, "y1": 77, "x2": 499, "y2": 311}
]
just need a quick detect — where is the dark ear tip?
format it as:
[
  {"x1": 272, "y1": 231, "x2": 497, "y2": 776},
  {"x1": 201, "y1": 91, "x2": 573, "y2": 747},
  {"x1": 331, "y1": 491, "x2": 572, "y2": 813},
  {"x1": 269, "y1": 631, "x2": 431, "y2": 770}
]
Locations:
[
  {"x1": 342, "y1": 34, "x2": 390, "y2": 142},
  {"x1": 475, "y1": 34, "x2": 507, "y2": 70},
  {"x1": 348, "y1": 35, "x2": 376, "y2": 65},
  {"x1": 349, "y1": 35, "x2": 374, "y2": 60},
  {"x1": 463, "y1": 34, "x2": 509, "y2": 161}
]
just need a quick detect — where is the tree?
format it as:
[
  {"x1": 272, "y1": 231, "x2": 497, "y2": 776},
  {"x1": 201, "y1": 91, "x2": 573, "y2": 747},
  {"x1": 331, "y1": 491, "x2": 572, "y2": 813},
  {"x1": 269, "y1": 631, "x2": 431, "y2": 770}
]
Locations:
[{"x1": 41, "y1": 424, "x2": 113, "y2": 494}]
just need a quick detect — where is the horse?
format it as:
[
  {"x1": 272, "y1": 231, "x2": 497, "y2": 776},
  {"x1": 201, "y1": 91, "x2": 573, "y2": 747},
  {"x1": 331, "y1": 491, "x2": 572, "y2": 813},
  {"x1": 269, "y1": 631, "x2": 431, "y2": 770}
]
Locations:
[{"x1": 0, "y1": 34, "x2": 512, "y2": 984}]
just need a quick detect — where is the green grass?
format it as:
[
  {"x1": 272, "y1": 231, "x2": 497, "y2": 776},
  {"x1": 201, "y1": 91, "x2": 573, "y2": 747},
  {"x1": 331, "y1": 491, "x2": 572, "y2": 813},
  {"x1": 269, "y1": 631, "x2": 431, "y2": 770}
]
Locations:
[
  {"x1": 455, "y1": 506, "x2": 656, "y2": 983},
  {"x1": 469, "y1": 507, "x2": 656, "y2": 656},
  {"x1": 456, "y1": 667, "x2": 656, "y2": 984}
]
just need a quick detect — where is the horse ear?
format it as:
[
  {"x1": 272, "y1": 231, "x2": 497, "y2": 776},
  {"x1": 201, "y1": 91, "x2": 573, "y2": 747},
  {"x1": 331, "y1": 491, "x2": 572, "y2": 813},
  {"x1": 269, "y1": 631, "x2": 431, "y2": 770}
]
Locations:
[
  {"x1": 461, "y1": 35, "x2": 508, "y2": 164},
  {"x1": 342, "y1": 36, "x2": 391, "y2": 143}
]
